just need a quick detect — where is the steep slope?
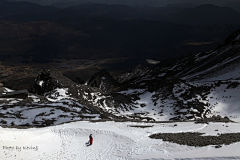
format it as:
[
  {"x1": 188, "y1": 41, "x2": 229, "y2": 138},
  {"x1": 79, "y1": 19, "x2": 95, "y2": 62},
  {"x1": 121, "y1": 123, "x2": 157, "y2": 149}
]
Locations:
[
  {"x1": 87, "y1": 29, "x2": 240, "y2": 121},
  {"x1": 111, "y1": 29, "x2": 240, "y2": 121},
  {"x1": 172, "y1": 29, "x2": 240, "y2": 81}
]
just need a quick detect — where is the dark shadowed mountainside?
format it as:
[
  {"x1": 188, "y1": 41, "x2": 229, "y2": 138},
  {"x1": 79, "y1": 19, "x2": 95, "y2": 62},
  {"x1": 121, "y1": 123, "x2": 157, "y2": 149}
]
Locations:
[
  {"x1": 0, "y1": 20, "x2": 239, "y2": 62},
  {"x1": 222, "y1": 2, "x2": 240, "y2": 13},
  {"x1": 48, "y1": 3, "x2": 240, "y2": 25},
  {"x1": 0, "y1": 0, "x2": 58, "y2": 17},
  {"x1": 8, "y1": 0, "x2": 240, "y2": 7},
  {"x1": 0, "y1": 0, "x2": 240, "y2": 91}
]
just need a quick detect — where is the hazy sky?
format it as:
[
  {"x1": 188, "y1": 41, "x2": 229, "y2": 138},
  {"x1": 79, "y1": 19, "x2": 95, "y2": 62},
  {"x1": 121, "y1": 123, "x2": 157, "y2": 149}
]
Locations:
[{"x1": 8, "y1": 0, "x2": 240, "y2": 6}]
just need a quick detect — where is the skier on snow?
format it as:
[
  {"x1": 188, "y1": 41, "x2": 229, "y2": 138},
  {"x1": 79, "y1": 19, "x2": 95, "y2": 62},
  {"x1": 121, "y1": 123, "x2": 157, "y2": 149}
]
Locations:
[{"x1": 89, "y1": 134, "x2": 93, "y2": 145}]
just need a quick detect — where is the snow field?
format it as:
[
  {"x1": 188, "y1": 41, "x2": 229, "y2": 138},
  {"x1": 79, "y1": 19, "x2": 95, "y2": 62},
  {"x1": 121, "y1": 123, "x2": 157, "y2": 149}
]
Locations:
[{"x1": 0, "y1": 121, "x2": 239, "y2": 160}]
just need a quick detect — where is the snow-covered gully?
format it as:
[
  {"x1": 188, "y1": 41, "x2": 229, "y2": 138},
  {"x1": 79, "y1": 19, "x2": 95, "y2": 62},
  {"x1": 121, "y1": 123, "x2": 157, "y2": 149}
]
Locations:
[{"x1": 0, "y1": 121, "x2": 239, "y2": 160}]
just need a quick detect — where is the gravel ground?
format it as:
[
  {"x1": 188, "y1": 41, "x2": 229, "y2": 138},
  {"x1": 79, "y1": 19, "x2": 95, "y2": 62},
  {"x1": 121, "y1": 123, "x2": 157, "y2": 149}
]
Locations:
[
  {"x1": 128, "y1": 125, "x2": 154, "y2": 128},
  {"x1": 195, "y1": 116, "x2": 234, "y2": 124},
  {"x1": 149, "y1": 132, "x2": 240, "y2": 147}
]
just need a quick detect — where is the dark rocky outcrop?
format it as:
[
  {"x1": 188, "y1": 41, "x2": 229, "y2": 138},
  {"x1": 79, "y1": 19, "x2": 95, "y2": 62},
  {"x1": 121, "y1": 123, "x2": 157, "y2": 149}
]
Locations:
[
  {"x1": 85, "y1": 69, "x2": 119, "y2": 93},
  {"x1": 28, "y1": 69, "x2": 76, "y2": 95},
  {"x1": 72, "y1": 77, "x2": 84, "y2": 84},
  {"x1": 115, "y1": 65, "x2": 150, "y2": 84}
]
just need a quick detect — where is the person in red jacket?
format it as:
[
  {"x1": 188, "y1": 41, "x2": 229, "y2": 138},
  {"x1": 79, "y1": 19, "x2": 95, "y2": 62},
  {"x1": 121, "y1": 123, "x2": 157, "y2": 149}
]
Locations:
[{"x1": 89, "y1": 134, "x2": 93, "y2": 145}]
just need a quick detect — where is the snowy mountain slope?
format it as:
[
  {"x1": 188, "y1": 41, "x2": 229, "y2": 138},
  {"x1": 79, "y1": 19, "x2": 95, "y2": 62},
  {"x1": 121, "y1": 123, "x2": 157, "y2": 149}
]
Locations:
[
  {"x1": 0, "y1": 121, "x2": 239, "y2": 160},
  {"x1": 112, "y1": 79, "x2": 240, "y2": 122},
  {"x1": 170, "y1": 29, "x2": 240, "y2": 82},
  {"x1": 26, "y1": 67, "x2": 240, "y2": 123},
  {"x1": 0, "y1": 91, "x2": 101, "y2": 126},
  {"x1": 106, "y1": 29, "x2": 240, "y2": 122},
  {"x1": 180, "y1": 43, "x2": 240, "y2": 81},
  {"x1": 0, "y1": 83, "x2": 107, "y2": 126},
  {"x1": 0, "y1": 29, "x2": 240, "y2": 127}
]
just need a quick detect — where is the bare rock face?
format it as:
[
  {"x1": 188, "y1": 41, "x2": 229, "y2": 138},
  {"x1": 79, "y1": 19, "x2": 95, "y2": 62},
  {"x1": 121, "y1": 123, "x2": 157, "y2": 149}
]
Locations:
[
  {"x1": 115, "y1": 65, "x2": 149, "y2": 83},
  {"x1": 28, "y1": 69, "x2": 75, "y2": 95},
  {"x1": 85, "y1": 69, "x2": 118, "y2": 93}
]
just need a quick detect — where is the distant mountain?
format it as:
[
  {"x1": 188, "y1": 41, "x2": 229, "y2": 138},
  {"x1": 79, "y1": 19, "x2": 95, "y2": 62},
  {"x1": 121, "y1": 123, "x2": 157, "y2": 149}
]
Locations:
[
  {"x1": 1, "y1": 19, "x2": 238, "y2": 64},
  {"x1": 166, "y1": 3, "x2": 197, "y2": 8},
  {"x1": 0, "y1": 0, "x2": 58, "y2": 17},
  {"x1": 8, "y1": 0, "x2": 240, "y2": 7},
  {"x1": 51, "y1": 1, "x2": 89, "y2": 9},
  {"x1": 0, "y1": 28, "x2": 239, "y2": 126},
  {"x1": 167, "y1": 4, "x2": 240, "y2": 25},
  {"x1": 222, "y1": 2, "x2": 240, "y2": 13},
  {"x1": 0, "y1": 3, "x2": 239, "y2": 62},
  {"x1": 7, "y1": 0, "x2": 58, "y2": 6},
  {"x1": 1, "y1": 2, "x2": 240, "y2": 25},
  {"x1": 49, "y1": 3, "x2": 240, "y2": 25}
]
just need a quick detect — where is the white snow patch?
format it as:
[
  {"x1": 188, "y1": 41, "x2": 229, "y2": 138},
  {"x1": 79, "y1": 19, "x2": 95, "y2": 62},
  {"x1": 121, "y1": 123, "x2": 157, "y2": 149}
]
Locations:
[
  {"x1": 28, "y1": 95, "x2": 41, "y2": 103},
  {"x1": 3, "y1": 87, "x2": 14, "y2": 92},
  {"x1": 46, "y1": 88, "x2": 73, "y2": 102},
  {"x1": 158, "y1": 73, "x2": 166, "y2": 77},
  {"x1": 38, "y1": 80, "x2": 44, "y2": 87}
]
